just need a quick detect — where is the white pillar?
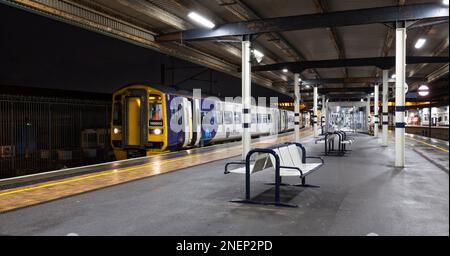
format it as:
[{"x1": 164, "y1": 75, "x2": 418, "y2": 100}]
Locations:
[
  {"x1": 313, "y1": 86, "x2": 318, "y2": 137},
  {"x1": 321, "y1": 95, "x2": 326, "y2": 134},
  {"x1": 241, "y1": 36, "x2": 251, "y2": 160},
  {"x1": 374, "y1": 84, "x2": 379, "y2": 137},
  {"x1": 294, "y1": 73, "x2": 300, "y2": 143},
  {"x1": 367, "y1": 95, "x2": 371, "y2": 133},
  {"x1": 382, "y1": 70, "x2": 388, "y2": 146},
  {"x1": 395, "y1": 24, "x2": 406, "y2": 167}
]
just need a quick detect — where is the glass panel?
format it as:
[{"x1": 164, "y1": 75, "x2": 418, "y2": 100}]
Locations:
[
  {"x1": 234, "y1": 112, "x2": 241, "y2": 124},
  {"x1": 224, "y1": 111, "x2": 233, "y2": 124},
  {"x1": 149, "y1": 103, "x2": 163, "y2": 121}
]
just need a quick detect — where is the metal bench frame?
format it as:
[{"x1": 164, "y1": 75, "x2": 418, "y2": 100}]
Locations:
[{"x1": 224, "y1": 143, "x2": 324, "y2": 208}]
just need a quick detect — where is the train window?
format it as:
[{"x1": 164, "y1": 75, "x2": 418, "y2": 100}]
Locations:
[
  {"x1": 252, "y1": 114, "x2": 257, "y2": 124},
  {"x1": 113, "y1": 101, "x2": 122, "y2": 126},
  {"x1": 258, "y1": 114, "x2": 268, "y2": 124},
  {"x1": 215, "y1": 111, "x2": 223, "y2": 124},
  {"x1": 224, "y1": 111, "x2": 233, "y2": 124},
  {"x1": 234, "y1": 112, "x2": 241, "y2": 124},
  {"x1": 149, "y1": 103, "x2": 163, "y2": 121}
]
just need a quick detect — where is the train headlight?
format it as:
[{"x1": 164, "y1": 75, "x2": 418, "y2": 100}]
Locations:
[
  {"x1": 113, "y1": 128, "x2": 121, "y2": 134},
  {"x1": 153, "y1": 128, "x2": 162, "y2": 135}
]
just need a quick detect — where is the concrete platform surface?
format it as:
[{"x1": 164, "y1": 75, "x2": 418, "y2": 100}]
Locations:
[{"x1": 0, "y1": 134, "x2": 448, "y2": 236}]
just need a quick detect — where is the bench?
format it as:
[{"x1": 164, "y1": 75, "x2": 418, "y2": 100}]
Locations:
[
  {"x1": 224, "y1": 142, "x2": 324, "y2": 207},
  {"x1": 315, "y1": 131, "x2": 355, "y2": 156},
  {"x1": 335, "y1": 131, "x2": 355, "y2": 153}
]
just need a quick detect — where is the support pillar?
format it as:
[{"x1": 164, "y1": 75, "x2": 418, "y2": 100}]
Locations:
[
  {"x1": 313, "y1": 86, "x2": 318, "y2": 137},
  {"x1": 241, "y1": 35, "x2": 251, "y2": 160},
  {"x1": 367, "y1": 95, "x2": 371, "y2": 134},
  {"x1": 321, "y1": 95, "x2": 326, "y2": 134},
  {"x1": 294, "y1": 73, "x2": 300, "y2": 143},
  {"x1": 374, "y1": 84, "x2": 379, "y2": 137},
  {"x1": 382, "y1": 70, "x2": 389, "y2": 146},
  {"x1": 395, "y1": 23, "x2": 406, "y2": 167}
]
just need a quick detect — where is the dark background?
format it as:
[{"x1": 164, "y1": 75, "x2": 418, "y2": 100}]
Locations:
[{"x1": 0, "y1": 3, "x2": 290, "y2": 101}]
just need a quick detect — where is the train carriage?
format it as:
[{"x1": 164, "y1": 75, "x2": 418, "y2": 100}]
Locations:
[{"x1": 111, "y1": 84, "x2": 295, "y2": 160}]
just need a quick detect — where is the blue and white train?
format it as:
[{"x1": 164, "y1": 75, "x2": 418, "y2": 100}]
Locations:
[{"x1": 111, "y1": 84, "x2": 294, "y2": 160}]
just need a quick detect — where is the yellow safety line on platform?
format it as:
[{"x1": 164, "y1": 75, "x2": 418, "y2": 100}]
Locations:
[
  {"x1": 0, "y1": 131, "x2": 310, "y2": 198},
  {"x1": 406, "y1": 137, "x2": 449, "y2": 153},
  {"x1": 0, "y1": 147, "x2": 236, "y2": 197}
]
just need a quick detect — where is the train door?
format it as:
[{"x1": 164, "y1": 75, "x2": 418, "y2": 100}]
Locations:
[
  {"x1": 191, "y1": 98, "x2": 201, "y2": 146},
  {"x1": 124, "y1": 90, "x2": 148, "y2": 151}
]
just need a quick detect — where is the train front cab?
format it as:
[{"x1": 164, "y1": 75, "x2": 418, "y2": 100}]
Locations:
[{"x1": 111, "y1": 85, "x2": 168, "y2": 160}]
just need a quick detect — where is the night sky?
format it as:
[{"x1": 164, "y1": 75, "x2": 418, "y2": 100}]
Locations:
[{"x1": 0, "y1": 3, "x2": 290, "y2": 101}]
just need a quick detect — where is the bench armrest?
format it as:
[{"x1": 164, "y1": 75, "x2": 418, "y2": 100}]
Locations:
[
  {"x1": 306, "y1": 156, "x2": 324, "y2": 165},
  {"x1": 279, "y1": 165, "x2": 304, "y2": 176},
  {"x1": 224, "y1": 161, "x2": 246, "y2": 174}
]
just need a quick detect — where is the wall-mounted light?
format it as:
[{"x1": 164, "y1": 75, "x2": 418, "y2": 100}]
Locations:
[{"x1": 252, "y1": 49, "x2": 264, "y2": 63}]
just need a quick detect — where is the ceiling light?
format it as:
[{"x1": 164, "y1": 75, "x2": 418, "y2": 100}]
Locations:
[
  {"x1": 252, "y1": 49, "x2": 264, "y2": 63},
  {"x1": 188, "y1": 12, "x2": 215, "y2": 29},
  {"x1": 298, "y1": 78, "x2": 302, "y2": 82},
  {"x1": 282, "y1": 68, "x2": 288, "y2": 73},
  {"x1": 418, "y1": 85, "x2": 430, "y2": 97},
  {"x1": 418, "y1": 85, "x2": 429, "y2": 90},
  {"x1": 391, "y1": 74, "x2": 396, "y2": 79},
  {"x1": 418, "y1": 91, "x2": 429, "y2": 97},
  {"x1": 414, "y1": 38, "x2": 426, "y2": 49},
  {"x1": 443, "y1": 0, "x2": 449, "y2": 6},
  {"x1": 252, "y1": 49, "x2": 264, "y2": 58}
]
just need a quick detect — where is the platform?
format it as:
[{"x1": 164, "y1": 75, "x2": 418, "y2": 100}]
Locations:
[{"x1": 0, "y1": 131, "x2": 448, "y2": 236}]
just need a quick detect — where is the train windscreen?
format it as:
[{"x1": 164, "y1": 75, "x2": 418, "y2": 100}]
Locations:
[{"x1": 149, "y1": 95, "x2": 163, "y2": 126}]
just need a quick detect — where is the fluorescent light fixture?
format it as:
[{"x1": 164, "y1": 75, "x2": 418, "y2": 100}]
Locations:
[
  {"x1": 282, "y1": 68, "x2": 288, "y2": 73},
  {"x1": 443, "y1": 0, "x2": 449, "y2": 6},
  {"x1": 188, "y1": 12, "x2": 215, "y2": 29},
  {"x1": 414, "y1": 38, "x2": 426, "y2": 49}
]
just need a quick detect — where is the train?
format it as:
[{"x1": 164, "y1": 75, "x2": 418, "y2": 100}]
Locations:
[{"x1": 111, "y1": 84, "x2": 295, "y2": 160}]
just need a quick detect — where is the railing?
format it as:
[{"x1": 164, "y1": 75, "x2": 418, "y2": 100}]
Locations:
[{"x1": 0, "y1": 94, "x2": 112, "y2": 178}]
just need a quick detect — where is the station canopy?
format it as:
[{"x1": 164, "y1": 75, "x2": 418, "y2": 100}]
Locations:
[{"x1": 8, "y1": 0, "x2": 448, "y2": 102}]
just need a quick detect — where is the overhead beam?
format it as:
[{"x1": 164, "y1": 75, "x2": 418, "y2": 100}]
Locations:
[
  {"x1": 251, "y1": 56, "x2": 449, "y2": 72},
  {"x1": 156, "y1": 3, "x2": 449, "y2": 41},
  {"x1": 216, "y1": 0, "x2": 322, "y2": 80},
  {"x1": 288, "y1": 76, "x2": 426, "y2": 85},
  {"x1": 313, "y1": 0, "x2": 348, "y2": 77},
  {"x1": 295, "y1": 87, "x2": 383, "y2": 93},
  {"x1": 426, "y1": 64, "x2": 449, "y2": 83}
]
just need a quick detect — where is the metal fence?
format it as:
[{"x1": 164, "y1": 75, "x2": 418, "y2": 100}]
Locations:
[{"x1": 0, "y1": 94, "x2": 112, "y2": 178}]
